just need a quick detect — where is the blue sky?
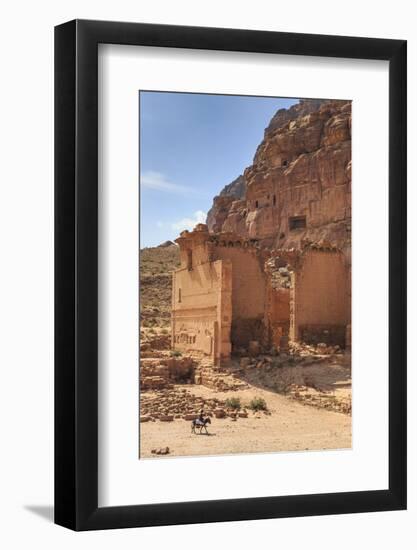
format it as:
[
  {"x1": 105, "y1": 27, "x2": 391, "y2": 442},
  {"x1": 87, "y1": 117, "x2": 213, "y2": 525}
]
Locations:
[{"x1": 140, "y1": 91, "x2": 299, "y2": 248}]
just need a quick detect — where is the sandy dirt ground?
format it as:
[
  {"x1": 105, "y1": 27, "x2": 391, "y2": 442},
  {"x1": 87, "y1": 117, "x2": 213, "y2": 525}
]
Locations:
[{"x1": 140, "y1": 383, "x2": 351, "y2": 459}]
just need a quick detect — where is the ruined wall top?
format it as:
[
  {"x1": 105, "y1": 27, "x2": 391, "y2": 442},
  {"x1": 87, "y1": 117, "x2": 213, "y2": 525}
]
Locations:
[
  {"x1": 174, "y1": 224, "x2": 344, "y2": 272},
  {"x1": 174, "y1": 224, "x2": 270, "y2": 270}
]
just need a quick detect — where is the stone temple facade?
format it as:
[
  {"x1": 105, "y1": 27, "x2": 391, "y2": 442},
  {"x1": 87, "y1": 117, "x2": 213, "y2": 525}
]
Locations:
[{"x1": 171, "y1": 224, "x2": 350, "y2": 366}]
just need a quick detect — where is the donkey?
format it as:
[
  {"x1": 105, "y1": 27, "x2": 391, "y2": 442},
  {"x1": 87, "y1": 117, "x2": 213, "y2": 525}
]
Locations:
[{"x1": 191, "y1": 417, "x2": 211, "y2": 435}]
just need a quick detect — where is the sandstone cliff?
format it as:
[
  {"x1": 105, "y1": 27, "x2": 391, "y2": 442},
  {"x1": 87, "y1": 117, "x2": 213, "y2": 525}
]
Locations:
[
  {"x1": 206, "y1": 174, "x2": 246, "y2": 233},
  {"x1": 206, "y1": 99, "x2": 351, "y2": 255},
  {"x1": 264, "y1": 98, "x2": 326, "y2": 137}
]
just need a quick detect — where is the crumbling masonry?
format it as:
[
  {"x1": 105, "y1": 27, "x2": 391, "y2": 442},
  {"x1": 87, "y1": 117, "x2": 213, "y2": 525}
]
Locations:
[{"x1": 172, "y1": 223, "x2": 351, "y2": 365}]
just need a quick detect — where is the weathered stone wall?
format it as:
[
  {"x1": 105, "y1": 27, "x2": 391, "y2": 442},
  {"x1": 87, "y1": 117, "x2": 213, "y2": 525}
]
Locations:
[
  {"x1": 172, "y1": 261, "x2": 223, "y2": 360},
  {"x1": 172, "y1": 226, "x2": 232, "y2": 364},
  {"x1": 214, "y1": 245, "x2": 266, "y2": 319},
  {"x1": 290, "y1": 249, "x2": 349, "y2": 346},
  {"x1": 172, "y1": 226, "x2": 350, "y2": 359},
  {"x1": 211, "y1": 238, "x2": 270, "y2": 351},
  {"x1": 172, "y1": 227, "x2": 271, "y2": 358}
]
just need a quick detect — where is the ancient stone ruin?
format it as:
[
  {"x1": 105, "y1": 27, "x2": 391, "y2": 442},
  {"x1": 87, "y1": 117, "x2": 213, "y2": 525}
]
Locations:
[
  {"x1": 171, "y1": 226, "x2": 350, "y2": 365},
  {"x1": 171, "y1": 99, "x2": 351, "y2": 365}
]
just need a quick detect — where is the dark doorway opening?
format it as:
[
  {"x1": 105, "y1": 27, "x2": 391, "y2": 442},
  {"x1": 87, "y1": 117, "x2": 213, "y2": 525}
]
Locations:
[{"x1": 289, "y1": 215, "x2": 307, "y2": 230}]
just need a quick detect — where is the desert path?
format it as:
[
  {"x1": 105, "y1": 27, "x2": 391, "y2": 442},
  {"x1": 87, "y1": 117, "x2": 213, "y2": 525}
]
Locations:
[{"x1": 140, "y1": 384, "x2": 351, "y2": 459}]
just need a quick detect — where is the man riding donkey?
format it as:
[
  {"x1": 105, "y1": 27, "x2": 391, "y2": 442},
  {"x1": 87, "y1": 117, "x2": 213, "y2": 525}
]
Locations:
[{"x1": 191, "y1": 408, "x2": 211, "y2": 434}]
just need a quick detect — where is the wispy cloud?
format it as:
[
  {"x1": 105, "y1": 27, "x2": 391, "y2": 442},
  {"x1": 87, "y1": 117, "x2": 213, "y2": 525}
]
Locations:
[
  {"x1": 141, "y1": 171, "x2": 193, "y2": 195},
  {"x1": 171, "y1": 210, "x2": 207, "y2": 232},
  {"x1": 157, "y1": 210, "x2": 207, "y2": 233}
]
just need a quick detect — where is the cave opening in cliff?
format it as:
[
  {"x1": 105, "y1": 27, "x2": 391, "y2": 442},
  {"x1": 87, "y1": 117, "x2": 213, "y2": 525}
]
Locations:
[{"x1": 289, "y1": 215, "x2": 307, "y2": 230}]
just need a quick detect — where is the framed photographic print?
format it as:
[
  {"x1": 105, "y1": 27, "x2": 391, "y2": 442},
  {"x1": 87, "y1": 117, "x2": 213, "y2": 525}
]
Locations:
[{"x1": 55, "y1": 20, "x2": 406, "y2": 530}]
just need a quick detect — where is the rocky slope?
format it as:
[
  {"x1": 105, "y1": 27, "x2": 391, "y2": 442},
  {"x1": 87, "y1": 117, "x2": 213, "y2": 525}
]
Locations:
[
  {"x1": 140, "y1": 243, "x2": 180, "y2": 327},
  {"x1": 206, "y1": 99, "x2": 351, "y2": 255}
]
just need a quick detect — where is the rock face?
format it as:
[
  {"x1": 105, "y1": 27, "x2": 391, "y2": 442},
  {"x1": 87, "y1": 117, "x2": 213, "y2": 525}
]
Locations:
[
  {"x1": 264, "y1": 98, "x2": 326, "y2": 136},
  {"x1": 206, "y1": 175, "x2": 246, "y2": 233},
  {"x1": 206, "y1": 99, "x2": 351, "y2": 255}
]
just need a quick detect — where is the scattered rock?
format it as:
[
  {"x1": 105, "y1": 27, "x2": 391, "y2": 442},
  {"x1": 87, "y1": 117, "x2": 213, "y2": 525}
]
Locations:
[
  {"x1": 154, "y1": 446, "x2": 170, "y2": 455},
  {"x1": 183, "y1": 413, "x2": 198, "y2": 421},
  {"x1": 140, "y1": 388, "x2": 252, "y2": 422},
  {"x1": 240, "y1": 357, "x2": 251, "y2": 369},
  {"x1": 159, "y1": 415, "x2": 174, "y2": 422},
  {"x1": 249, "y1": 341, "x2": 260, "y2": 356}
]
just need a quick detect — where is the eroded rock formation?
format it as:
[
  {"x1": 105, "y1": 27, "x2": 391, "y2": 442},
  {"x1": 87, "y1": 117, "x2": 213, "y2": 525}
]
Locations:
[
  {"x1": 207, "y1": 99, "x2": 351, "y2": 256},
  {"x1": 206, "y1": 174, "x2": 246, "y2": 233}
]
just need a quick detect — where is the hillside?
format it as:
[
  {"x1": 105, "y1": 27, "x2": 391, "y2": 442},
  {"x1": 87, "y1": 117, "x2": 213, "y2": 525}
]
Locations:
[{"x1": 140, "y1": 243, "x2": 180, "y2": 328}]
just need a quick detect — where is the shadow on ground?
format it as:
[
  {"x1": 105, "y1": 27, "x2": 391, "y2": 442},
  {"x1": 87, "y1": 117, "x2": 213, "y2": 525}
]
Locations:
[
  {"x1": 24, "y1": 505, "x2": 54, "y2": 523},
  {"x1": 227, "y1": 355, "x2": 351, "y2": 395}
]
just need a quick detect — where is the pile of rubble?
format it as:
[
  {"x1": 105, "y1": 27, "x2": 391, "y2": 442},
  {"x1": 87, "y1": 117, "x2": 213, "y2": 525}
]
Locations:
[
  {"x1": 238, "y1": 353, "x2": 319, "y2": 372},
  {"x1": 140, "y1": 329, "x2": 171, "y2": 353},
  {"x1": 237, "y1": 351, "x2": 351, "y2": 416},
  {"x1": 234, "y1": 342, "x2": 344, "y2": 369},
  {"x1": 140, "y1": 387, "x2": 260, "y2": 423},
  {"x1": 265, "y1": 258, "x2": 292, "y2": 290},
  {"x1": 140, "y1": 356, "x2": 195, "y2": 391},
  {"x1": 140, "y1": 353, "x2": 248, "y2": 392},
  {"x1": 290, "y1": 341, "x2": 343, "y2": 357},
  {"x1": 287, "y1": 383, "x2": 352, "y2": 415},
  {"x1": 195, "y1": 360, "x2": 248, "y2": 392}
]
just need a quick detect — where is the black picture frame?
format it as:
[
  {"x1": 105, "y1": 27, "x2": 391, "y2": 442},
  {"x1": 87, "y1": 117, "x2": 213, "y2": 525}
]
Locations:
[{"x1": 55, "y1": 19, "x2": 407, "y2": 531}]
